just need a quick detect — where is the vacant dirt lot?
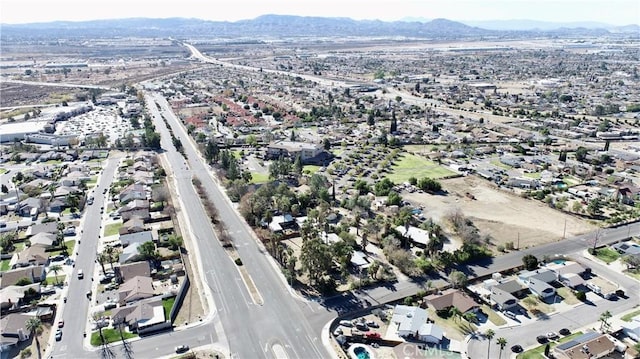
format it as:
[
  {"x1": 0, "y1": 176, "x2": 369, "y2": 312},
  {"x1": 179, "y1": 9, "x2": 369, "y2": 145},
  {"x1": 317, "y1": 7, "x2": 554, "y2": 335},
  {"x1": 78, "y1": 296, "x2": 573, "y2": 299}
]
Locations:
[{"x1": 405, "y1": 176, "x2": 597, "y2": 249}]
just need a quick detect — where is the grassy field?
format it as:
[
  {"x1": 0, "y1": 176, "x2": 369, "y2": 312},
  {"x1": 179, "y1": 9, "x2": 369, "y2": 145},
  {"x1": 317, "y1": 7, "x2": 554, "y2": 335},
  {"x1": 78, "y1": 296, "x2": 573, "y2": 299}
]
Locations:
[
  {"x1": 517, "y1": 332, "x2": 583, "y2": 359},
  {"x1": 622, "y1": 309, "x2": 640, "y2": 322},
  {"x1": 249, "y1": 172, "x2": 270, "y2": 184},
  {"x1": 0, "y1": 259, "x2": 10, "y2": 272},
  {"x1": 595, "y1": 247, "x2": 620, "y2": 263},
  {"x1": 104, "y1": 223, "x2": 123, "y2": 237},
  {"x1": 386, "y1": 153, "x2": 457, "y2": 183},
  {"x1": 523, "y1": 172, "x2": 542, "y2": 179},
  {"x1": 163, "y1": 296, "x2": 176, "y2": 321},
  {"x1": 90, "y1": 328, "x2": 137, "y2": 346}
]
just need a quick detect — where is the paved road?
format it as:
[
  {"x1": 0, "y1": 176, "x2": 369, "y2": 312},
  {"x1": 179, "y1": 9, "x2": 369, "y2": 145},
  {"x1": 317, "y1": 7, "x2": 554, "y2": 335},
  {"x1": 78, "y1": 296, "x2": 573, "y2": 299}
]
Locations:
[
  {"x1": 50, "y1": 156, "x2": 121, "y2": 359},
  {"x1": 0, "y1": 79, "x2": 113, "y2": 90},
  {"x1": 148, "y1": 92, "x2": 328, "y2": 359}
]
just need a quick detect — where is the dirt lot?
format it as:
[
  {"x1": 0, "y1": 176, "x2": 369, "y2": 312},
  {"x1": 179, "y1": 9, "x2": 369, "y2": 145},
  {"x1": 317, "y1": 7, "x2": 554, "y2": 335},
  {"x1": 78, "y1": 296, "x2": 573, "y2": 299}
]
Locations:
[{"x1": 404, "y1": 176, "x2": 597, "y2": 249}]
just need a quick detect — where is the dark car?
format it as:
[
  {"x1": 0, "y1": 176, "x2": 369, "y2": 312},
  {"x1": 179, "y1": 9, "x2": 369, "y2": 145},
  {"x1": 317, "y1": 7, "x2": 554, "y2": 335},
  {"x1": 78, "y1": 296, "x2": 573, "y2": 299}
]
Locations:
[
  {"x1": 536, "y1": 335, "x2": 548, "y2": 344},
  {"x1": 559, "y1": 328, "x2": 571, "y2": 336},
  {"x1": 55, "y1": 329, "x2": 63, "y2": 341},
  {"x1": 175, "y1": 345, "x2": 189, "y2": 353},
  {"x1": 511, "y1": 345, "x2": 523, "y2": 353}
]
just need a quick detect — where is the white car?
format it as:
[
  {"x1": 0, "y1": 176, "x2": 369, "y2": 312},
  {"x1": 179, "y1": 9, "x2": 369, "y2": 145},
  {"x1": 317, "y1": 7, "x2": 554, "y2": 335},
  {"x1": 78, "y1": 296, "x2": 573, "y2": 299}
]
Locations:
[{"x1": 339, "y1": 320, "x2": 353, "y2": 327}]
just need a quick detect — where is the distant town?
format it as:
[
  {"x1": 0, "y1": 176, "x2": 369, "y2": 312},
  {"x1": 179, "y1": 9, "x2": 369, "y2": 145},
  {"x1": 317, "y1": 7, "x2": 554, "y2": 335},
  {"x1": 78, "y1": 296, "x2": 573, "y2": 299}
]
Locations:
[{"x1": 0, "y1": 15, "x2": 639, "y2": 359}]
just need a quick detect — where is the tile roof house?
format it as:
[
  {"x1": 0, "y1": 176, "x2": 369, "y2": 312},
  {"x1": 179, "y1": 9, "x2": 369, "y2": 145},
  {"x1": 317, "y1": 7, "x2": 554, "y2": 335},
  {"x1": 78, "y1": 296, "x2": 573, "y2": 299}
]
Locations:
[
  {"x1": 115, "y1": 262, "x2": 151, "y2": 284},
  {"x1": 119, "y1": 216, "x2": 146, "y2": 235},
  {"x1": 0, "y1": 283, "x2": 41, "y2": 311},
  {"x1": 553, "y1": 332, "x2": 615, "y2": 359},
  {"x1": 11, "y1": 245, "x2": 50, "y2": 268},
  {"x1": 545, "y1": 261, "x2": 586, "y2": 288},
  {"x1": 0, "y1": 265, "x2": 46, "y2": 289},
  {"x1": 17, "y1": 197, "x2": 43, "y2": 217},
  {"x1": 27, "y1": 232, "x2": 57, "y2": 248},
  {"x1": 0, "y1": 313, "x2": 32, "y2": 351},
  {"x1": 518, "y1": 269, "x2": 557, "y2": 298},
  {"x1": 118, "y1": 199, "x2": 150, "y2": 222},
  {"x1": 425, "y1": 289, "x2": 479, "y2": 314},
  {"x1": 118, "y1": 275, "x2": 155, "y2": 305},
  {"x1": 111, "y1": 298, "x2": 165, "y2": 333},
  {"x1": 25, "y1": 222, "x2": 58, "y2": 237}
]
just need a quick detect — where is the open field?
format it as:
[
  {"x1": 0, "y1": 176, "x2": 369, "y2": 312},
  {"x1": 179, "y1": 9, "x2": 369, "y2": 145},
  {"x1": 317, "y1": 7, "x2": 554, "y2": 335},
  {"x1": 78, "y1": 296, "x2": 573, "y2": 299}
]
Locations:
[
  {"x1": 250, "y1": 172, "x2": 270, "y2": 184},
  {"x1": 403, "y1": 176, "x2": 597, "y2": 248},
  {"x1": 386, "y1": 153, "x2": 457, "y2": 183}
]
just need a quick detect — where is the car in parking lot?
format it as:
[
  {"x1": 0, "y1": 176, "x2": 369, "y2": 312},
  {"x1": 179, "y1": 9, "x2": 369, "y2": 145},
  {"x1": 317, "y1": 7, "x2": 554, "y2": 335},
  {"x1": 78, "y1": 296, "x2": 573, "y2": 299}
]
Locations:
[
  {"x1": 175, "y1": 345, "x2": 189, "y2": 353},
  {"x1": 366, "y1": 320, "x2": 379, "y2": 328},
  {"x1": 559, "y1": 328, "x2": 571, "y2": 336},
  {"x1": 510, "y1": 345, "x2": 523, "y2": 353},
  {"x1": 546, "y1": 332, "x2": 559, "y2": 340},
  {"x1": 355, "y1": 322, "x2": 368, "y2": 331},
  {"x1": 536, "y1": 335, "x2": 548, "y2": 344},
  {"x1": 339, "y1": 320, "x2": 353, "y2": 327}
]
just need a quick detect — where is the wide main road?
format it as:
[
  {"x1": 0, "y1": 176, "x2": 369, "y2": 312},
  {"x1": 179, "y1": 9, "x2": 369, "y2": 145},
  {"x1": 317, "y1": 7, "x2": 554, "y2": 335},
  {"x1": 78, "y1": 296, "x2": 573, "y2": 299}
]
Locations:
[{"x1": 147, "y1": 92, "x2": 328, "y2": 359}]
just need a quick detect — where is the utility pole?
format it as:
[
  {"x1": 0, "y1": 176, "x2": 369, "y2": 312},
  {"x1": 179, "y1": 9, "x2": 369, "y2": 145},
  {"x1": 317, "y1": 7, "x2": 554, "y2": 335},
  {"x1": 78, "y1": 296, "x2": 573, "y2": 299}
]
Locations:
[
  {"x1": 517, "y1": 232, "x2": 520, "y2": 250},
  {"x1": 563, "y1": 219, "x2": 567, "y2": 239}
]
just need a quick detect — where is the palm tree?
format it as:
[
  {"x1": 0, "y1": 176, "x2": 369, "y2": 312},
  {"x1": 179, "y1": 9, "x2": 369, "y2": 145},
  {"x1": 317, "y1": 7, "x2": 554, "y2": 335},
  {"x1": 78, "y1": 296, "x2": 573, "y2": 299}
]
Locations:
[
  {"x1": 449, "y1": 307, "x2": 462, "y2": 322},
  {"x1": 49, "y1": 264, "x2": 62, "y2": 285},
  {"x1": 485, "y1": 329, "x2": 495, "y2": 359},
  {"x1": 496, "y1": 337, "x2": 508, "y2": 359},
  {"x1": 25, "y1": 317, "x2": 42, "y2": 359},
  {"x1": 600, "y1": 310, "x2": 612, "y2": 332},
  {"x1": 463, "y1": 311, "x2": 478, "y2": 324}
]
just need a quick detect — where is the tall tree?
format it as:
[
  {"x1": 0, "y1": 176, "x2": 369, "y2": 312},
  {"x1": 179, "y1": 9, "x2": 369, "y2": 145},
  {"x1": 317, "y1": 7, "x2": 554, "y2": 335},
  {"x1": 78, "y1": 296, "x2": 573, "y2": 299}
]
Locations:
[
  {"x1": 496, "y1": 337, "x2": 508, "y2": 359},
  {"x1": 300, "y1": 238, "x2": 332, "y2": 286},
  {"x1": 25, "y1": 317, "x2": 43, "y2": 358},
  {"x1": 49, "y1": 264, "x2": 62, "y2": 285},
  {"x1": 599, "y1": 310, "x2": 612, "y2": 332},
  {"x1": 485, "y1": 329, "x2": 495, "y2": 359}
]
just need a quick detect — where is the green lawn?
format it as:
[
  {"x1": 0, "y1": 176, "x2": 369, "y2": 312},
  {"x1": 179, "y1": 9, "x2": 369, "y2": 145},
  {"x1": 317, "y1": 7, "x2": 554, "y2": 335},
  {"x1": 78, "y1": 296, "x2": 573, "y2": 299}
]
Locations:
[
  {"x1": 517, "y1": 332, "x2": 583, "y2": 359},
  {"x1": 49, "y1": 240, "x2": 76, "y2": 257},
  {"x1": 303, "y1": 165, "x2": 321, "y2": 175},
  {"x1": 249, "y1": 172, "x2": 270, "y2": 184},
  {"x1": 622, "y1": 309, "x2": 640, "y2": 322},
  {"x1": 0, "y1": 259, "x2": 10, "y2": 272},
  {"x1": 231, "y1": 150, "x2": 242, "y2": 159},
  {"x1": 45, "y1": 160, "x2": 63, "y2": 165},
  {"x1": 523, "y1": 172, "x2": 542, "y2": 179},
  {"x1": 45, "y1": 275, "x2": 66, "y2": 285},
  {"x1": 386, "y1": 153, "x2": 457, "y2": 183},
  {"x1": 481, "y1": 304, "x2": 507, "y2": 326},
  {"x1": 104, "y1": 223, "x2": 123, "y2": 237},
  {"x1": 595, "y1": 247, "x2": 620, "y2": 263},
  {"x1": 90, "y1": 328, "x2": 137, "y2": 346},
  {"x1": 163, "y1": 297, "x2": 176, "y2": 321},
  {"x1": 490, "y1": 158, "x2": 512, "y2": 169},
  {"x1": 87, "y1": 176, "x2": 98, "y2": 184}
]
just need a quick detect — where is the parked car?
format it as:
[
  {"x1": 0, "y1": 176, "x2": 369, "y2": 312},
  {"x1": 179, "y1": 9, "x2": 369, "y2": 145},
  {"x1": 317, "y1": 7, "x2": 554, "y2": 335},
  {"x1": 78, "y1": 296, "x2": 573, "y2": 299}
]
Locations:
[
  {"x1": 536, "y1": 335, "x2": 548, "y2": 344},
  {"x1": 339, "y1": 320, "x2": 353, "y2": 327},
  {"x1": 55, "y1": 329, "x2": 63, "y2": 341},
  {"x1": 504, "y1": 311, "x2": 517, "y2": 319},
  {"x1": 355, "y1": 322, "x2": 368, "y2": 331},
  {"x1": 366, "y1": 320, "x2": 379, "y2": 328},
  {"x1": 58, "y1": 320, "x2": 64, "y2": 328},
  {"x1": 511, "y1": 345, "x2": 523, "y2": 353},
  {"x1": 546, "y1": 332, "x2": 559, "y2": 340},
  {"x1": 559, "y1": 328, "x2": 571, "y2": 336},
  {"x1": 175, "y1": 345, "x2": 189, "y2": 353}
]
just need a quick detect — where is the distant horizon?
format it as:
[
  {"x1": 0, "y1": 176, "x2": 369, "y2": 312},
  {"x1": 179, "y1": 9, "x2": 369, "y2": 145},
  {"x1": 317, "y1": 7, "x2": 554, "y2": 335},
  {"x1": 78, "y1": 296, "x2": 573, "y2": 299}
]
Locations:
[{"x1": 1, "y1": 0, "x2": 639, "y2": 26}]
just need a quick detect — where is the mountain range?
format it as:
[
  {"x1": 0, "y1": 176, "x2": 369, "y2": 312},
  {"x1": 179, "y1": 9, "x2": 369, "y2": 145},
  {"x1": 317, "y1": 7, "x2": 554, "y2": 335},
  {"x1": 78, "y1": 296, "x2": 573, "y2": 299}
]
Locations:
[{"x1": 1, "y1": 14, "x2": 637, "y2": 40}]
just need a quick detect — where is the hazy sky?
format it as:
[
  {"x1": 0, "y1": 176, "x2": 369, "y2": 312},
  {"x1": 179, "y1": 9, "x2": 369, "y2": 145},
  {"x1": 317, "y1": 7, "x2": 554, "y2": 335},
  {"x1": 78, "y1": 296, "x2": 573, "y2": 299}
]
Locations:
[{"x1": 1, "y1": 0, "x2": 638, "y2": 25}]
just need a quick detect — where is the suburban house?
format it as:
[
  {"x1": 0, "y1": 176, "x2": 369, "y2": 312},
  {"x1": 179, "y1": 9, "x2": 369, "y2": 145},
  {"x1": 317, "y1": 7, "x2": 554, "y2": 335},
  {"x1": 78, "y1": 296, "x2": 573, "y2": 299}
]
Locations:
[
  {"x1": 112, "y1": 298, "x2": 167, "y2": 334},
  {"x1": 119, "y1": 216, "x2": 146, "y2": 235},
  {"x1": 0, "y1": 313, "x2": 33, "y2": 351},
  {"x1": 118, "y1": 275, "x2": 155, "y2": 305},
  {"x1": 390, "y1": 305, "x2": 443, "y2": 343},
  {"x1": 11, "y1": 245, "x2": 50, "y2": 268},
  {"x1": 0, "y1": 283, "x2": 41, "y2": 311},
  {"x1": 17, "y1": 197, "x2": 43, "y2": 217},
  {"x1": 119, "y1": 183, "x2": 149, "y2": 204},
  {"x1": 25, "y1": 222, "x2": 58, "y2": 237},
  {"x1": 395, "y1": 225, "x2": 431, "y2": 248},
  {"x1": 486, "y1": 279, "x2": 525, "y2": 312},
  {"x1": 612, "y1": 241, "x2": 640, "y2": 259},
  {"x1": 425, "y1": 289, "x2": 479, "y2": 315},
  {"x1": 553, "y1": 332, "x2": 616, "y2": 359},
  {"x1": 621, "y1": 315, "x2": 640, "y2": 341},
  {"x1": 0, "y1": 265, "x2": 46, "y2": 289},
  {"x1": 350, "y1": 251, "x2": 371, "y2": 270},
  {"x1": 118, "y1": 199, "x2": 150, "y2": 222},
  {"x1": 115, "y1": 262, "x2": 151, "y2": 284},
  {"x1": 517, "y1": 269, "x2": 557, "y2": 299},
  {"x1": 546, "y1": 261, "x2": 586, "y2": 288},
  {"x1": 27, "y1": 232, "x2": 57, "y2": 248}
]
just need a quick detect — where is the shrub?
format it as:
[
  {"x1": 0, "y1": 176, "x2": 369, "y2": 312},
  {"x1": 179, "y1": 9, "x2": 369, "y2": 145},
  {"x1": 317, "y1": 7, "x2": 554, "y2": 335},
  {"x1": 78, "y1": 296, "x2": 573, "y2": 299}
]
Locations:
[
  {"x1": 234, "y1": 258, "x2": 243, "y2": 266},
  {"x1": 575, "y1": 290, "x2": 587, "y2": 301}
]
